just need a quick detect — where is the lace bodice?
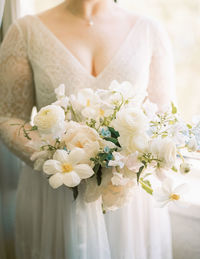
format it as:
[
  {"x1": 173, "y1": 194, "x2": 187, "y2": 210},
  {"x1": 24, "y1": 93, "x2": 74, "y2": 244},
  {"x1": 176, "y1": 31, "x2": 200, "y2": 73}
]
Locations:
[{"x1": 0, "y1": 14, "x2": 176, "y2": 164}]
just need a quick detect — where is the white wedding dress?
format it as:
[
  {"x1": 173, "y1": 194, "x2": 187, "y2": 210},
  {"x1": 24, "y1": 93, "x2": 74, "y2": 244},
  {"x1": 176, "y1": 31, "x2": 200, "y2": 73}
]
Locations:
[{"x1": 0, "y1": 14, "x2": 176, "y2": 259}]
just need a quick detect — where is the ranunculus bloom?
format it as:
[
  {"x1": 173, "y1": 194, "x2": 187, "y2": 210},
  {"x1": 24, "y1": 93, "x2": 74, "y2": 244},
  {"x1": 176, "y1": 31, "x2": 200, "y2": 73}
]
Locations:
[
  {"x1": 112, "y1": 108, "x2": 149, "y2": 152},
  {"x1": 149, "y1": 137, "x2": 177, "y2": 169},
  {"x1": 64, "y1": 121, "x2": 102, "y2": 164},
  {"x1": 43, "y1": 149, "x2": 94, "y2": 188},
  {"x1": 34, "y1": 105, "x2": 66, "y2": 138}
]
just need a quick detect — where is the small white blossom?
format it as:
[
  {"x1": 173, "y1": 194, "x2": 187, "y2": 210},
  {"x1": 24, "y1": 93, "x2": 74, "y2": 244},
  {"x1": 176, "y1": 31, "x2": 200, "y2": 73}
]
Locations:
[
  {"x1": 108, "y1": 152, "x2": 125, "y2": 168},
  {"x1": 153, "y1": 178, "x2": 188, "y2": 207}
]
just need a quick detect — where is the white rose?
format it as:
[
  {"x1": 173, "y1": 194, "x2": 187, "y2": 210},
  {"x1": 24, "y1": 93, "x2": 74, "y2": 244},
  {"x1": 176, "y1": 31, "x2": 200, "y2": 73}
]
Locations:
[
  {"x1": 112, "y1": 108, "x2": 149, "y2": 152},
  {"x1": 111, "y1": 172, "x2": 130, "y2": 186},
  {"x1": 34, "y1": 105, "x2": 66, "y2": 138},
  {"x1": 149, "y1": 137, "x2": 177, "y2": 169},
  {"x1": 64, "y1": 121, "x2": 101, "y2": 164},
  {"x1": 102, "y1": 180, "x2": 136, "y2": 211}
]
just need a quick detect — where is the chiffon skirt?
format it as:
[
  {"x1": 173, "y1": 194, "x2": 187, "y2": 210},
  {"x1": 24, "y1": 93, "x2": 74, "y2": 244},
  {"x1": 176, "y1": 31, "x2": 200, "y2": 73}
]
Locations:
[{"x1": 15, "y1": 164, "x2": 172, "y2": 259}]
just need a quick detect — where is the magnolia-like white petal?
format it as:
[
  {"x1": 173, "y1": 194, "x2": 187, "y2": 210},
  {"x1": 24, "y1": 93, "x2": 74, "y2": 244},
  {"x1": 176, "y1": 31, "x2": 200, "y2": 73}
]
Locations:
[
  {"x1": 63, "y1": 171, "x2": 81, "y2": 187},
  {"x1": 53, "y1": 149, "x2": 69, "y2": 164},
  {"x1": 154, "y1": 190, "x2": 170, "y2": 202},
  {"x1": 43, "y1": 160, "x2": 62, "y2": 175},
  {"x1": 68, "y1": 148, "x2": 85, "y2": 165},
  {"x1": 74, "y1": 164, "x2": 94, "y2": 179},
  {"x1": 173, "y1": 183, "x2": 188, "y2": 194},
  {"x1": 155, "y1": 200, "x2": 171, "y2": 208},
  {"x1": 49, "y1": 173, "x2": 64, "y2": 189},
  {"x1": 162, "y1": 178, "x2": 174, "y2": 194}
]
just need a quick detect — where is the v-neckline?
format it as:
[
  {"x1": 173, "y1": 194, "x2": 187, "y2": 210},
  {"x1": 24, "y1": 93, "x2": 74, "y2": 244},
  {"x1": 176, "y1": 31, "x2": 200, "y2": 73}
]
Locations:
[{"x1": 31, "y1": 14, "x2": 143, "y2": 80}]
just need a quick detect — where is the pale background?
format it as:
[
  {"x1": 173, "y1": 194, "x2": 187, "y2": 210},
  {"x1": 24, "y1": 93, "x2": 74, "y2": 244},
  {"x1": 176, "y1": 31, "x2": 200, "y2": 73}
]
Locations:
[{"x1": 21, "y1": 0, "x2": 200, "y2": 122}]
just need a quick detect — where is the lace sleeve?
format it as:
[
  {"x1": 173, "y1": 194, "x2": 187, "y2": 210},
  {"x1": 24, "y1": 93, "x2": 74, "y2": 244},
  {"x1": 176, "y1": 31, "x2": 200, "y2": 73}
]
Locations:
[
  {"x1": 147, "y1": 19, "x2": 177, "y2": 112},
  {"x1": 0, "y1": 21, "x2": 37, "y2": 165}
]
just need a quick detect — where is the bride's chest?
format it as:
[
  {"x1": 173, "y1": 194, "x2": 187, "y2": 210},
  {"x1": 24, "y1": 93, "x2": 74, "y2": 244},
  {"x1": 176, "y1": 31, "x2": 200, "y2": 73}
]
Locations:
[{"x1": 27, "y1": 18, "x2": 153, "y2": 108}]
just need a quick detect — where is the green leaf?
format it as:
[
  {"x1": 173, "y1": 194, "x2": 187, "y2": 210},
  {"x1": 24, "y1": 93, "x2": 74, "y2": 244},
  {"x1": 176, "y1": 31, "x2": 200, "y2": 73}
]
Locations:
[
  {"x1": 171, "y1": 166, "x2": 178, "y2": 172},
  {"x1": 171, "y1": 102, "x2": 177, "y2": 114},
  {"x1": 72, "y1": 186, "x2": 78, "y2": 200},
  {"x1": 187, "y1": 123, "x2": 192, "y2": 129},
  {"x1": 108, "y1": 127, "x2": 120, "y2": 138},
  {"x1": 31, "y1": 125, "x2": 38, "y2": 131},
  {"x1": 104, "y1": 137, "x2": 120, "y2": 147},
  {"x1": 140, "y1": 180, "x2": 153, "y2": 195},
  {"x1": 137, "y1": 165, "x2": 144, "y2": 183},
  {"x1": 93, "y1": 164, "x2": 102, "y2": 185}
]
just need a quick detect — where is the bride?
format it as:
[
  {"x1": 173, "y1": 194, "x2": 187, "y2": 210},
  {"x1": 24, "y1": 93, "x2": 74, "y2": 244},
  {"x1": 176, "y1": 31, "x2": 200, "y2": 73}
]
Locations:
[{"x1": 0, "y1": 0, "x2": 175, "y2": 258}]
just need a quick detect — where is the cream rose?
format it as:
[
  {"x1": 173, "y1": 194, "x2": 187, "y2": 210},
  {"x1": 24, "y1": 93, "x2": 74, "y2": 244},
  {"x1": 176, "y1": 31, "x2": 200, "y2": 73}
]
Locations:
[
  {"x1": 101, "y1": 180, "x2": 135, "y2": 211},
  {"x1": 64, "y1": 121, "x2": 101, "y2": 164},
  {"x1": 34, "y1": 105, "x2": 66, "y2": 138},
  {"x1": 112, "y1": 108, "x2": 149, "y2": 152},
  {"x1": 149, "y1": 137, "x2": 177, "y2": 169}
]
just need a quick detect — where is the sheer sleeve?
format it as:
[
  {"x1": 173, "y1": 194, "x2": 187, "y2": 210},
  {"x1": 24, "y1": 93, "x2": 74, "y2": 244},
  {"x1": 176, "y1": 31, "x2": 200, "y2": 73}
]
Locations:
[
  {"x1": 0, "y1": 21, "x2": 37, "y2": 165},
  {"x1": 147, "y1": 19, "x2": 177, "y2": 112}
]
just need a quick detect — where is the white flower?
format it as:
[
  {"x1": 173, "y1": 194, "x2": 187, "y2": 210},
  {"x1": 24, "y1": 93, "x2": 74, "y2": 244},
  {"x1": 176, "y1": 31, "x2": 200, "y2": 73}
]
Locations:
[
  {"x1": 108, "y1": 152, "x2": 125, "y2": 168},
  {"x1": 111, "y1": 171, "x2": 130, "y2": 186},
  {"x1": 53, "y1": 84, "x2": 69, "y2": 110},
  {"x1": 102, "y1": 178, "x2": 136, "y2": 211},
  {"x1": 180, "y1": 162, "x2": 191, "y2": 174},
  {"x1": 149, "y1": 137, "x2": 177, "y2": 169},
  {"x1": 142, "y1": 99, "x2": 158, "y2": 121},
  {"x1": 84, "y1": 168, "x2": 136, "y2": 210},
  {"x1": 34, "y1": 105, "x2": 66, "y2": 138},
  {"x1": 43, "y1": 149, "x2": 94, "y2": 188},
  {"x1": 187, "y1": 136, "x2": 198, "y2": 152},
  {"x1": 153, "y1": 178, "x2": 188, "y2": 207},
  {"x1": 64, "y1": 121, "x2": 101, "y2": 164},
  {"x1": 168, "y1": 122, "x2": 188, "y2": 146},
  {"x1": 125, "y1": 152, "x2": 143, "y2": 172},
  {"x1": 112, "y1": 107, "x2": 149, "y2": 152},
  {"x1": 70, "y1": 88, "x2": 108, "y2": 120},
  {"x1": 55, "y1": 84, "x2": 65, "y2": 100},
  {"x1": 108, "y1": 80, "x2": 146, "y2": 106}
]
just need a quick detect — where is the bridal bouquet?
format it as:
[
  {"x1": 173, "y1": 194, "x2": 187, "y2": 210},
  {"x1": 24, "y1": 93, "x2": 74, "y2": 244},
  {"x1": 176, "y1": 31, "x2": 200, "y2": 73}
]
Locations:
[{"x1": 21, "y1": 80, "x2": 200, "y2": 211}]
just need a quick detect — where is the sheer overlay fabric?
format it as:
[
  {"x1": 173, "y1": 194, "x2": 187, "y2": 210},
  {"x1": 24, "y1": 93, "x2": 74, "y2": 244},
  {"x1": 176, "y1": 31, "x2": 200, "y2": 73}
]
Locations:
[{"x1": 0, "y1": 14, "x2": 175, "y2": 259}]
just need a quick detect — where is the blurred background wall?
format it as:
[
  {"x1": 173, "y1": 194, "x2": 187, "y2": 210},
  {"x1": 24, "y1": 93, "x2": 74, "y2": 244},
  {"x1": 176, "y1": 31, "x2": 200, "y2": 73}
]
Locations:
[{"x1": 1, "y1": 1, "x2": 200, "y2": 259}]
